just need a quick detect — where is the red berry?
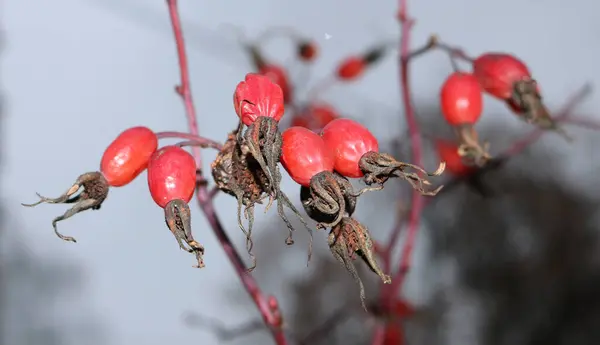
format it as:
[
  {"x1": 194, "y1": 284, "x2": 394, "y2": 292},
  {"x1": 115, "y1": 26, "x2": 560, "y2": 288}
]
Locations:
[
  {"x1": 473, "y1": 53, "x2": 532, "y2": 100},
  {"x1": 100, "y1": 126, "x2": 158, "y2": 187},
  {"x1": 440, "y1": 72, "x2": 484, "y2": 126},
  {"x1": 337, "y1": 56, "x2": 365, "y2": 80},
  {"x1": 233, "y1": 73, "x2": 285, "y2": 126},
  {"x1": 320, "y1": 118, "x2": 379, "y2": 178},
  {"x1": 435, "y1": 140, "x2": 473, "y2": 176},
  {"x1": 298, "y1": 41, "x2": 318, "y2": 62},
  {"x1": 147, "y1": 145, "x2": 197, "y2": 208},
  {"x1": 259, "y1": 64, "x2": 292, "y2": 104},
  {"x1": 290, "y1": 103, "x2": 340, "y2": 132},
  {"x1": 280, "y1": 126, "x2": 334, "y2": 187}
]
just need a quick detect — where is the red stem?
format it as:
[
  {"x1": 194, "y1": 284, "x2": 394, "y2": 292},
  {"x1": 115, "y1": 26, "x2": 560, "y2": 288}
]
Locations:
[
  {"x1": 165, "y1": 1, "x2": 286, "y2": 344},
  {"x1": 389, "y1": 0, "x2": 422, "y2": 297}
]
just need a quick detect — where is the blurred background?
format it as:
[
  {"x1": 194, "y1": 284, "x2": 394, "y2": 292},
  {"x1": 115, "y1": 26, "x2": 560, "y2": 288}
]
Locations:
[{"x1": 2, "y1": 0, "x2": 600, "y2": 344}]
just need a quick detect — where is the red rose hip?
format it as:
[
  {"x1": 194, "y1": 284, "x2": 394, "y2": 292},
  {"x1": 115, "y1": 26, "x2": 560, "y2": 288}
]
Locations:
[
  {"x1": 440, "y1": 72, "x2": 483, "y2": 126},
  {"x1": 472, "y1": 53, "x2": 532, "y2": 100},
  {"x1": 100, "y1": 126, "x2": 158, "y2": 187},
  {"x1": 147, "y1": 145, "x2": 197, "y2": 208},
  {"x1": 233, "y1": 73, "x2": 285, "y2": 126},
  {"x1": 321, "y1": 118, "x2": 379, "y2": 178},
  {"x1": 281, "y1": 126, "x2": 334, "y2": 187}
]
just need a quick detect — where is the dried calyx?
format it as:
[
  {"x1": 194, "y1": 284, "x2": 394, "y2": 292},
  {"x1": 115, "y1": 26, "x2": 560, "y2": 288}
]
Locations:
[
  {"x1": 510, "y1": 80, "x2": 572, "y2": 142},
  {"x1": 212, "y1": 128, "x2": 312, "y2": 271},
  {"x1": 164, "y1": 199, "x2": 205, "y2": 268},
  {"x1": 300, "y1": 171, "x2": 359, "y2": 229},
  {"x1": 358, "y1": 151, "x2": 445, "y2": 195},
  {"x1": 21, "y1": 171, "x2": 109, "y2": 242},
  {"x1": 328, "y1": 216, "x2": 391, "y2": 311},
  {"x1": 455, "y1": 124, "x2": 491, "y2": 167}
]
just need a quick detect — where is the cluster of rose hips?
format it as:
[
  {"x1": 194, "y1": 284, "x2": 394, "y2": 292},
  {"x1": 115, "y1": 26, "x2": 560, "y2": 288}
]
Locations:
[
  {"x1": 21, "y1": 127, "x2": 217, "y2": 268},
  {"x1": 21, "y1": 73, "x2": 444, "y2": 309},
  {"x1": 438, "y1": 49, "x2": 571, "y2": 167},
  {"x1": 223, "y1": 74, "x2": 444, "y2": 308}
]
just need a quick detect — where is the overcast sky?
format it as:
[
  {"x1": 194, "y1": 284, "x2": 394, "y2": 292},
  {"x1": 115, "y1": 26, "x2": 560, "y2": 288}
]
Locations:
[{"x1": 3, "y1": 0, "x2": 599, "y2": 344}]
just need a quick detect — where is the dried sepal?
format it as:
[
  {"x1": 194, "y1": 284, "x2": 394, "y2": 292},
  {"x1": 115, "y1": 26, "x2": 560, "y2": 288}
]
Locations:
[
  {"x1": 300, "y1": 171, "x2": 359, "y2": 229},
  {"x1": 454, "y1": 124, "x2": 491, "y2": 167},
  {"x1": 358, "y1": 152, "x2": 445, "y2": 195},
  {"x1": 211, "y1": 128, "x2": 313, "y2": 271},
  {"x1": 164, "y1": 199, "x2": 205, "y2": 268},
  {"x1": 21, "y1": 171, "x2": 109, "y2": 242},
  {"x1": 509, "y1": 80, "x2": 572, "y2": 142},
  {"x1": 328, "y1": 217, "x2": 391, "y2": 311}
]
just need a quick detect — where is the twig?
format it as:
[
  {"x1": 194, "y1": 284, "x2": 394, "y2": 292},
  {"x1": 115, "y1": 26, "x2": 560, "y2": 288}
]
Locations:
[
  {"x1": 370, "y1": 1, "x2": 419, "y2": 343},
  {"x1": 156, "y1": 131, "x2": 223, "y2": 150},
  {"x1": 165, "y1": 1, "x2": 286, "y2": 344}
]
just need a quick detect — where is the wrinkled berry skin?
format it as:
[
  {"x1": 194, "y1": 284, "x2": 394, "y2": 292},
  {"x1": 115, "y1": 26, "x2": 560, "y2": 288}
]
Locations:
[
  {"x1": 100, "y1": 126, "x2": 158, "y2": 187},
  {"x1": 233, "y1": 73, "x2": 285, "y2": 126},
  {"x1": 440, "y1": 72, "x2": 483, "y2": 125},
  {"x1": 147, "y1": 146, "x2": 197, "y2": 208},
  {"x1": 321, "y1": 118, "x2": 379, "y2": 178},
  {"x1": 280, "y1": 126, "x2": 334, "y2": 187},
  {"x1": 473, "y1": 53, "x2": 533, "y2": 100},
  {"x1": 259, "y1": 64, "x2": 292, "y2": 105}
]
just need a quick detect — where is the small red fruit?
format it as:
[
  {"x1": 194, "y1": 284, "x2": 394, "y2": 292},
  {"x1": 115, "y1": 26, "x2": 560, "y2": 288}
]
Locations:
[
  {"x1": 147, "y1": 145, "x2": 197, "y2": 208},
  {"x1": 290, "y1": 103, "x2": 340, "y2": 132},
  {"x1": 297, "y1": 41, "x2": 318, "y2": 62},
  {"x1": 472, "y1": 53, "x2": 532, "y2": 100},
  {"x1": 258, "y1": 64, "x2": 292, "y2": 104},
  {"x1": 233, "y1": 73, "x2": 285, "y2": 126},
  {"x1": 435, "y1": 139, "x2": 474, "y2": 176},
  {"x1": 440, "y1": 72, "x2": 483, "y2": 126},
  {"x1": 337, "y1": 56, "x2": 365, "y2": 80},
  {"x1": 321, "y1": 118, "x2": 379, "y2": 178},
  {"x1": 100, "y1": 126, "x2": 158, "y2": 187},
  {"x1": 281, "y1": 127, "x2": 334, "y2": 187}
]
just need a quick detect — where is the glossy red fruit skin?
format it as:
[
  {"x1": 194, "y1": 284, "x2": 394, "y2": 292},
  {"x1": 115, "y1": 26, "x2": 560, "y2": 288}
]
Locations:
[
  {"x1": 337, "y1": 56, "x2": 365, "y2": 80},
  {"x1": 440, "y1": 72, "x2": 484, "y2": 126},
  {"x1": 147, "y1": 146, "x2": 197, "y2": 208},
  {"x1": 233, "y1": 73, "x2": 285, "y2": 126},
  {"x1": 100, "y1": 126, "x2": 158, "y2": 187},
  {"x1": 258, "y1": 64, "x2": 292, "y2": 104},
  {"x1": 280, "y1": 126, "x2": 334, "y2": 187},
  {"x1": 435, "y1": 140, "x2": 473, "y2": 176},
  {"x1": 473, "y1": 53, "x2": 532, "y2": 100},
  {"x1": 320, "y1": 118, "x2": 379, "y2": 178}
]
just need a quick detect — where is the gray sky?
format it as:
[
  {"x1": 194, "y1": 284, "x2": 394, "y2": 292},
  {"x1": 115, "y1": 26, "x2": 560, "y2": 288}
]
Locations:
[{"x1": 3, "y1": 0, "x2": 599, "y2": 344}]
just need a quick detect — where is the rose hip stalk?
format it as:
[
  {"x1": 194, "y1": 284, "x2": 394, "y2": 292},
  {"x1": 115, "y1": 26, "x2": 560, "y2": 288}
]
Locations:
[
  {"x1": 473, "y1": 52, "x2": 571, "y2": 141},
  {"x1": 440, "y1": 71, "x2": 490, "y2": 166},
  {"x1": 320, "y1": 118, "x2": 445, "y2": 194},
  {"x1": 147, "y1": 145, "x2": 204, "y2": 268},
  {"x1": 212, "y1": 74, "x2": 310, "y2": 271},
  {"x1": 21, "y1": 126, "x2": 158, "y2": 242}
]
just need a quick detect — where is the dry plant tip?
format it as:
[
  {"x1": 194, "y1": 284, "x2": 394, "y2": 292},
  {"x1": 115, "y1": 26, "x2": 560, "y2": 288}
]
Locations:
[
  {"x1": 21, "y1": 171, "x2": 109, "y2": 243},
  {"x1": 164, "y1": 199, "x2": 205, "y2": 268},
  {"x1": 358, "y1": 151, "x2": 445, "y2": 196},
  {"x1": 301, "y1": 171, "x2": 357, "y2": 229},
  {"x1": 328, "y1": 217, "x2": 391, "y2": 311}
]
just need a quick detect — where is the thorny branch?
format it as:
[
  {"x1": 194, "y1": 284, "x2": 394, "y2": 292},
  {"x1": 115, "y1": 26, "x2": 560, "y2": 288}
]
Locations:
[{"x1": 165, "y1": 1, "x2": 287, "y2": 344}]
